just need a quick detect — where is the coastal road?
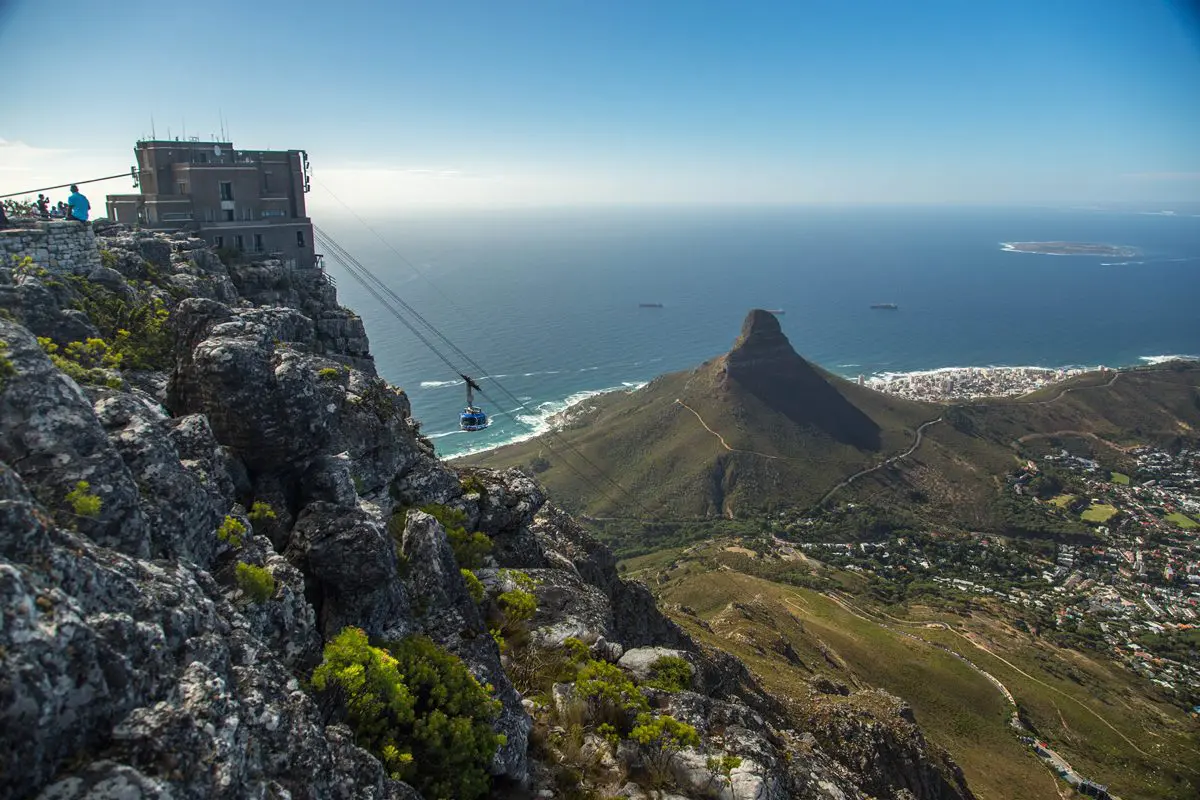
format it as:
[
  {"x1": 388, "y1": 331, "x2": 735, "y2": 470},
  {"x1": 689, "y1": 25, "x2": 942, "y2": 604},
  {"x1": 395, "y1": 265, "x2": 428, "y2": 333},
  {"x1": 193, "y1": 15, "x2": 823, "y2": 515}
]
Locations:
[{"x1": 815, "y1": 417, "x2": 943, "y2": 506}]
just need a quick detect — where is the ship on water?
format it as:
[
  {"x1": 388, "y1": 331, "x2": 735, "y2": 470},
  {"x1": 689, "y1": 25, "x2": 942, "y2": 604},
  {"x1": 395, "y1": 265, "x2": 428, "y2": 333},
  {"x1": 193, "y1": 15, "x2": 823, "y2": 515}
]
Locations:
[
  {"x1": 639, "y1": 303, "x2": 664, "y2": 308},
  {"x1": 870, "y1": 303, "x2": 898, "y2": 310}
]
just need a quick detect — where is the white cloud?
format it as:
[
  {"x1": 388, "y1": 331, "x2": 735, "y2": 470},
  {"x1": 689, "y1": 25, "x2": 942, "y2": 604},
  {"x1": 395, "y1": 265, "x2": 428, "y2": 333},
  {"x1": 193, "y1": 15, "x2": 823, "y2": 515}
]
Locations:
[{"x1": 0, "y1": 139, "x2": 134, "y2": 200}]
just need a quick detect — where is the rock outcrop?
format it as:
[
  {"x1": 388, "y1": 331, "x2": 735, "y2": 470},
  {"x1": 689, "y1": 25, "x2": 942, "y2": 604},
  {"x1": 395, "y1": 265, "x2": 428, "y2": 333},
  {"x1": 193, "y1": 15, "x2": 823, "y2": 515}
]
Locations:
[{"x1": 0, "y1": 230, "x2": 972, "y2": 800}]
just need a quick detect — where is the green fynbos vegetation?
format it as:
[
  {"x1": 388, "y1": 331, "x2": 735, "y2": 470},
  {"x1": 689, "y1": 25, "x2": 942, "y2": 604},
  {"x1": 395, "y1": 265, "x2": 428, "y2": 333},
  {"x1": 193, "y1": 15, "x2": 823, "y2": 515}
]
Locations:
[
  {"x1": 318, "y1": 367, "x2": 342, "y2": 381},
  {"x1": 38, "y1": 336, "x2": 123, "y2": 389},
  {"x1": 461, "y1": 568, "x2": 485, "y2": 603},
  {"x1": 235, "y1": 562, "x2": 276, "y2": 603},
  {"x1": 417, "y1": 504, "x2": 492, "y2": 569},
  {"x1": 0, "y1": 339, "x2": 15, "y2": 389},
  {"x1": 65, "y1": 480, "x2": 102, "y2": 518},
  {"x1": 576, "y1": 659, "x2": 649, "y2": 730},
  {"x1": 706, "y1": 754, "x2": 743, "y2": 790},
  {"x1": 630, "y1": 713, "x2": 700, "y2": 788},
  {"x1": 311, "y1": 628, "x2": 505, "y2": 799},
  {"x1": 248, "y1": 500, "x2": 277, "y2": 534},
  {"x1": 67, "y1": 274, "x2": 174, "y2": 371},
  {"x1": 460, "y1": 473, "x2": 487, "y2": 496},
  {"x1": 217, "y1": 515, "x2": 246, "y2": 548},
  {"x1": 643, "y1": 655, "x2": 692, "y2": 692}
]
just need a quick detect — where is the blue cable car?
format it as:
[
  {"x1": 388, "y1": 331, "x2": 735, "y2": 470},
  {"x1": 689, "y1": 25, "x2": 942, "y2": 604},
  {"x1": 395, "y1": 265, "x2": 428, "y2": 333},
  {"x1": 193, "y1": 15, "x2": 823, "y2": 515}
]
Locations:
[{"x1": 459, "y1": 374, "x2": 490, "y2": 431}]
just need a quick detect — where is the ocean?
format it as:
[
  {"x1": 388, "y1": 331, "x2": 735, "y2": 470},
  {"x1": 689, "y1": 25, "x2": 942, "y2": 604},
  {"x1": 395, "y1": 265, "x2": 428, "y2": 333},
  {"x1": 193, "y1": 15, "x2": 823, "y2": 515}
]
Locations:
[{"x1": 318, "y1": 205, "x2": 1200, "y2": 458}]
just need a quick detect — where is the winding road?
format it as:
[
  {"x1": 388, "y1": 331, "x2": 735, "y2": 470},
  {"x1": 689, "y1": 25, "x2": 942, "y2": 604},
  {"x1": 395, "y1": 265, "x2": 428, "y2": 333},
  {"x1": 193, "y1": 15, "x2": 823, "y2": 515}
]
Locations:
[{"x1": 815, "y1": 417, "x2": 943, "y2": 506}]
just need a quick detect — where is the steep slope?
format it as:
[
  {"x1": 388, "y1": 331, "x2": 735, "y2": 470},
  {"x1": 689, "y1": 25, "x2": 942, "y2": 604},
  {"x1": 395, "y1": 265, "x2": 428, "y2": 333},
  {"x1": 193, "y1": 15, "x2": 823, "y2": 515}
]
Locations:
[
  {"x1": 465, "y1": 309, "x2": 938, "y2": 517},
  {"x1": 0, "y1": 228, "x2": 973, "y2": 800}
]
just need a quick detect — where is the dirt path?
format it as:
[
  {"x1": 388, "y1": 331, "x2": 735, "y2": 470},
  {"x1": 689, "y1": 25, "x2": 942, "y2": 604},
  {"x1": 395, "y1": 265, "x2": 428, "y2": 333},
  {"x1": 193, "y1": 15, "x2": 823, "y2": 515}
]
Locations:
[
  {"x1": 674, "y1": 399, "x2": 782, "y2": 460},
  {"x1": 828, "y1": 594, "x2": 1167, "y2": 765},
  {"x1": 816, "y1": 417, "x2": 943, "y2": 506}
]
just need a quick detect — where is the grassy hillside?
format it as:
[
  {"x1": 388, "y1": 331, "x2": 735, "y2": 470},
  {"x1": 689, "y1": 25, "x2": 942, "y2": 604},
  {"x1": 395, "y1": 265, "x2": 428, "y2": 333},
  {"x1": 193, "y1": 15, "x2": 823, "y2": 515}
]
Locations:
[{"x1": 641, "y1": 540, "x2": 1200, "y2": 800}]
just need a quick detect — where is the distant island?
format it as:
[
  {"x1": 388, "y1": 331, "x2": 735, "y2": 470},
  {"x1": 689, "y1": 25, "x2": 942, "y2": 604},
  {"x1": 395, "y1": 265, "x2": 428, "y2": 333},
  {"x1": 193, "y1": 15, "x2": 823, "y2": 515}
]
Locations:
[{"x1": 1000, "y1": 241, "x2": 1137, "y2": 257}]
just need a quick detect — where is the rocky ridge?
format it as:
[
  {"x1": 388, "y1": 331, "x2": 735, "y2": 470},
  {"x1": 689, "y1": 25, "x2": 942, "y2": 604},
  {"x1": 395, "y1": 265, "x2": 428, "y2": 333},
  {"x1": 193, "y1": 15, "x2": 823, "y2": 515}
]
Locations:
[{"x1": 0, "y1": 227, "x2": 972, "y2": 799}]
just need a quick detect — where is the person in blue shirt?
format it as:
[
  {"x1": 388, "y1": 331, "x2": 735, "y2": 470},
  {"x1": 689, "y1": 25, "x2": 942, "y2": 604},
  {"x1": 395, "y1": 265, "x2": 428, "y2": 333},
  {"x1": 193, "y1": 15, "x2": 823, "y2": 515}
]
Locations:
[{"x1": 66, "y1": 185, "x2": 90, "y2": 223}]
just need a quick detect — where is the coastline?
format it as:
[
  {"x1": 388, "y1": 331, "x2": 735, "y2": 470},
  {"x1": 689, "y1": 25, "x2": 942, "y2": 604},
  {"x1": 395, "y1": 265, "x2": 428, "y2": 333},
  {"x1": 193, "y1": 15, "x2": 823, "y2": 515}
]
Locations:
[{"x1": 441, "y1": 355, "x2": 1198, "y2": 458}]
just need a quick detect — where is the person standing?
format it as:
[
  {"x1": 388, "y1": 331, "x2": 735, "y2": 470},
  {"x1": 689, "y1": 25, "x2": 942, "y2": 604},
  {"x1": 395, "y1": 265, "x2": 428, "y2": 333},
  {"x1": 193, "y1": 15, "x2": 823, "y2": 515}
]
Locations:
[
  {"x1": 36, "y1": 194, "x2": 49, "y2": 219},
  {"x1": 66, "y1": 185, "x2": 90, "y2": 224}
]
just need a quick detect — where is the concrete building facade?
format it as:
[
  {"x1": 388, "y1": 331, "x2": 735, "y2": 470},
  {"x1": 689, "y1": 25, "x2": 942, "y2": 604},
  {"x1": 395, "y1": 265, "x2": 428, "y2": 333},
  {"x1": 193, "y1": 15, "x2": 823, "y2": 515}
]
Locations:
[{"x1": 106, "y1": 139, "x2": 315, "y2": 267}]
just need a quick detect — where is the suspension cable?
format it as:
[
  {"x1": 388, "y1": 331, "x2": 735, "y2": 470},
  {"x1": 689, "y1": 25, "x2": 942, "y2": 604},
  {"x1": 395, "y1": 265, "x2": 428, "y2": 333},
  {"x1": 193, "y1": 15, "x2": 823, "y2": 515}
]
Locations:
[
  {"x1": 1, "y1": 171, "x2": 136, "y2": 200},
  {"x1": 312, "y1": 220, "x2": 657, "y2": 517},
  {"x1": 317, "y1": 236, "x2": 637, "y2": 514}
]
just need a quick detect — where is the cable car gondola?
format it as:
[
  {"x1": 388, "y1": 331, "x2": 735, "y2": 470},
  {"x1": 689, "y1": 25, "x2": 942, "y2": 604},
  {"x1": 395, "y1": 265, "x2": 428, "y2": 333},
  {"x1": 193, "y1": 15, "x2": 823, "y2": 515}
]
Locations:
[{"x1": 459, "y1": 374, "x2": 489, "y2": 431}]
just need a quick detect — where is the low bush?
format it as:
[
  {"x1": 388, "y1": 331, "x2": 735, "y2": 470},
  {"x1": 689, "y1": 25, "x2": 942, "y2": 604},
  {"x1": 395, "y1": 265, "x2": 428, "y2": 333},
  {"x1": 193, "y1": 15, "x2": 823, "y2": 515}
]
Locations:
[
  {"x1": 630, "y1": 713, "x2": 700, "y2": 789},
  {"x1": 576, "y1": 659, "x2": 648, "y2": 731},
  {"x1": 643, "y1": 655, "x2": 692, "y2": 692},
  {"x1": 217, "y1": 515, "x2": 246, "y2": 548},
  {"x1": 460, "y1": 473, "x2": 487, "y2": 496},
  {"x1": 0, "y1": 340, "x2": 15, "y2": 389},
  {"x1": 311, "y1": 628, "x2": 505, "y2": 800},
  {"x1": 65, "y1": 480, "x2": 102, "y2": 518},
  {"x1": 67, "y1": 275, "x2": 173, "y2": 371},
  {"x1": 461, "y1": 568, "x2": 485, "y2": 603},
  {"x1": 235, "y1": 562, "x2": 277, "y2": 603},
  {"x1": 38, "y1": 337, "x2": 122, "y2": 388},
  {"x1": 247, "y1": 500, "x2": 277, "y2": 534}
]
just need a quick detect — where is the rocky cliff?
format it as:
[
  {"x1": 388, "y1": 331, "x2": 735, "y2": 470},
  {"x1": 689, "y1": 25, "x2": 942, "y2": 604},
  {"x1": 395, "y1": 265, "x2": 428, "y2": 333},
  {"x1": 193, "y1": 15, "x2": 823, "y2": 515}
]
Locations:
[{"x1": 0, "y1": 227, "x2": 972, "y2": 799}]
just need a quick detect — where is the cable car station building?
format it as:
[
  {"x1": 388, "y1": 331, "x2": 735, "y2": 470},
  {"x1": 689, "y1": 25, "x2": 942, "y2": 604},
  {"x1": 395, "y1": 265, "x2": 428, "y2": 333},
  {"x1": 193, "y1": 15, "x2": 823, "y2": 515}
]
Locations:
[{"x1": 106, "y1": 139, "x2": 316, "y2": 268}]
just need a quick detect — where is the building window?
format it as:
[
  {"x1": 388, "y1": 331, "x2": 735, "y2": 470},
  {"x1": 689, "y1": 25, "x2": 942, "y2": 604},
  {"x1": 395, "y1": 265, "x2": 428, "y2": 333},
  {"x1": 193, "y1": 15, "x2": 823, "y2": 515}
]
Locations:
[
  {"x1": 177, "y1": 181, "x2": 187, "y2": 194},
  {"x1": 214, "y1": 235, "x2": 224, "y2": 248},
  {"x1": 244, "y1": 207, "x2": 254, "y2": 221},
  {"x1": 253, "y1": 234, "x2": 264, "y2": 253},
  {"x1": 296, "y1": 231, "x2": 306, "y2": 248},
  {"x1": 219, "y1": 182, "x2": 233, "y2": 201},
  {"x1": 263, "y1": 171, "x2": 272, "y2": 192},
  {"x1": 205, "y1": 208, "x2": 214, "y2": 222},
  {"x1": 223, "y1": 209, "x2": 234, "y2": 222},
  {"x1": 234, "y1": 235, "x2": 245, "y2": 251}
]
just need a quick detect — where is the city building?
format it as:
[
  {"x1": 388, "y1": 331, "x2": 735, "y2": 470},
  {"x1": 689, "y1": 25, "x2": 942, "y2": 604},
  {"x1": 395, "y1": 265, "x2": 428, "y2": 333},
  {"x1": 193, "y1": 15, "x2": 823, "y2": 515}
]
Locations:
[{"x1": 106, "y1": 139, "x2": 315, "y2": 267}]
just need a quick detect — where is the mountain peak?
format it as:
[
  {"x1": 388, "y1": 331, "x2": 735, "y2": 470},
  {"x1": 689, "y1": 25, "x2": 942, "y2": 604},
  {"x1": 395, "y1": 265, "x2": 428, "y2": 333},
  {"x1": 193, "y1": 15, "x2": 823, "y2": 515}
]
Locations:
[
  {"x1": 721, "y1": 309, "x2": 881, "y2": 450},
  {"x1": 729, "y1": 309, "x2": 793, "y2": 366}
]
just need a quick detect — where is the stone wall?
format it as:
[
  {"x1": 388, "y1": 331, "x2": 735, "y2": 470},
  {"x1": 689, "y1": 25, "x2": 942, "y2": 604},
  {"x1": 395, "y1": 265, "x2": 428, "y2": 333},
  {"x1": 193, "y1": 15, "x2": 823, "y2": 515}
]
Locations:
[{"x1": 0, "y1": 221, "x2": 102, "y2": 274}]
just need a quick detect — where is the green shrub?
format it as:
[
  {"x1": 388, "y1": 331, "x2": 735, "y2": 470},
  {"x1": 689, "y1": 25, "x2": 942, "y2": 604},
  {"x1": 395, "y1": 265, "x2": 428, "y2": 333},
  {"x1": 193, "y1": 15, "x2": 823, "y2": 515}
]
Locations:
[
  {"x1": 217, "y1": 515, "x2": 246, "y2": 548},
  {"x1": 248, "y1": 500, "x2": 277, "y2": 534},
  {"x1": 461, "y1": 568, "x2": 485, "y2": 603},
  {"x1": 418, "y1": 504, "x2": 492, "y2": 569},
  {"x1": 497, "y1": 588, "x2": 537, "y2": 631},
  {"x1": 577, "y1": 659, "x2": 648, "y2": 730},
  {"x1": 630, "y1": 713, "x2": 700, "y2": 788},
  {"x1": 67, "y1": 275, "x2": 173, "y2": 370},
  {"x1": 460, "y1": 473, "x2": 487, "y2": 496},
  {"x1": 65, "y1": 481, "x2": 102, "y2": 518},
  {"x1": 311, "y1": 628, "x2": 505, "y2": 799},
  {"x1": 318, "y1": 367, "x2": 342, "y2": 381},
  {"x1": 563, "y1": 637, "x2": 591, "y2": 665},
  {"x1": 643, "y1": 655, "x2": 692, "y2": 692},
  {"x1": 38, "y1": 336, "x2": 123, "y2": 388},
  {"x1": 0, "y1": 340, "x2": 15, "y2": 389},
  {"x1": 706, "y1": 754, "x2": 743, "y2": 790},
  {"x1": 235, "y1": 562, "x2": 277, "y2": 603},
  {"x1": 490, "y1": 627, "x2": 507, "y2": 652}
]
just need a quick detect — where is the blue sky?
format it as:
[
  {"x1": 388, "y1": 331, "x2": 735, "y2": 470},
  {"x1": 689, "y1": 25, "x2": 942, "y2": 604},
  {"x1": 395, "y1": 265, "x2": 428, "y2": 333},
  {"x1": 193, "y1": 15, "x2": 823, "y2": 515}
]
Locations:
[{"x1": 2, "y1": 0, "x2": 1198, "y2": 207}]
